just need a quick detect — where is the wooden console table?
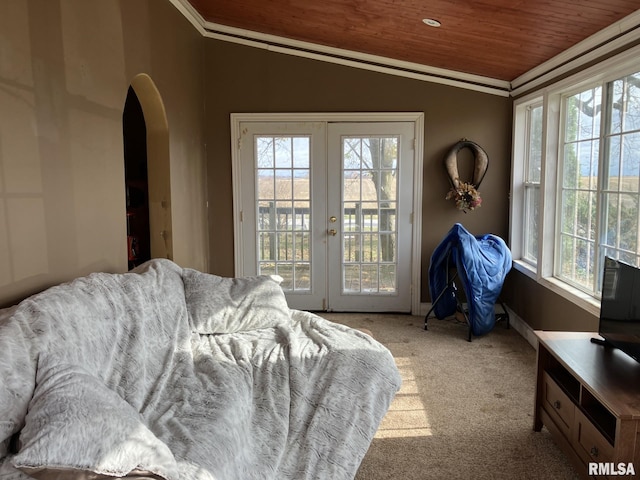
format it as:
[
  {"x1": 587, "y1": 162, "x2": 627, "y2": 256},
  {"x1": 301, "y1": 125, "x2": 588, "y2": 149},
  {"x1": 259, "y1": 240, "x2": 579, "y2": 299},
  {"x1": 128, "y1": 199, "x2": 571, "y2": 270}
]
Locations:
[{"x1": 534, "y1": 331, "x2": 640, "y2": 478}]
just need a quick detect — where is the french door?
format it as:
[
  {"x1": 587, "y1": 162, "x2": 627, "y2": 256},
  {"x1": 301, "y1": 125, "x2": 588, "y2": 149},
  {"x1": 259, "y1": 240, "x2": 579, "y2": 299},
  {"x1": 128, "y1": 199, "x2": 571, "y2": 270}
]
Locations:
[{"x1": 234, "y1": 115, "x2": 420, "y2": 313}]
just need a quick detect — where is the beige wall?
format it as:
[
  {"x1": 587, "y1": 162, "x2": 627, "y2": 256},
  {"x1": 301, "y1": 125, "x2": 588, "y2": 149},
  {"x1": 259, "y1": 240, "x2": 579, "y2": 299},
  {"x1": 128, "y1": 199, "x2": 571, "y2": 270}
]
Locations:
[
  {"x1": 203, "y1": 40, "x2": 513, "y2": 302},
  {"x1": 0, "y1": 0, "x2": 208, "y2": 307}
]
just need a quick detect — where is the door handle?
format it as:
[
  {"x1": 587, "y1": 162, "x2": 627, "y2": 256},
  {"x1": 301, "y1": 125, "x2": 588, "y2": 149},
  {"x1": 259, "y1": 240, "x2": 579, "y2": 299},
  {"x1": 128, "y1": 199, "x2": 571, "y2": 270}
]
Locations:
[{"x1": 328, "y1": 228, "x2": 337, "y2": 236}]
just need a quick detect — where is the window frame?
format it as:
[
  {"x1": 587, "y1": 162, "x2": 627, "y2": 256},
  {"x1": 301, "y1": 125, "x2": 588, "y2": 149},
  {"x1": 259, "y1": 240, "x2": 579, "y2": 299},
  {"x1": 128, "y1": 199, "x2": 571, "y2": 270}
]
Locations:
[
  {"x1": 522, "y1": 101, "x2": 543, "y2": 266},
  {"x1": 510, "y1": 44, "x2": 640, "y2": 318}
]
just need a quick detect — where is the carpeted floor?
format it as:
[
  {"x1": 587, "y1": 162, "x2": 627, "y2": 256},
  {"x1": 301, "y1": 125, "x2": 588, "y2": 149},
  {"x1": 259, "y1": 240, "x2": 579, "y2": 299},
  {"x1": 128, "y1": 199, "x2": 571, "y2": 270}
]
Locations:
[{"x1": 319, "y1": 312, "x2": 580, "y2": 480}]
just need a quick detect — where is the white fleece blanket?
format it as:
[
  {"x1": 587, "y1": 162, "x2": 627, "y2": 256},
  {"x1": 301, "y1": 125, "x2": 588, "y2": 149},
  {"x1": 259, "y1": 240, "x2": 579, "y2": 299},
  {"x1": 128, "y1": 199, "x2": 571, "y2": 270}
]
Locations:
[{"x1": 0, "y1": 259, "x2": 401, "y2": 480}]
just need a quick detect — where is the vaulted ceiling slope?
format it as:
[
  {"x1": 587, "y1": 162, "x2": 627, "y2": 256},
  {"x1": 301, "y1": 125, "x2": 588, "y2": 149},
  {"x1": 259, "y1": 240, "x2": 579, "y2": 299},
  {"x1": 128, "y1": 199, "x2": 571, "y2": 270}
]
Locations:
[{"x1": 176, "y1": 0, "x2": 640, "y2": 95}]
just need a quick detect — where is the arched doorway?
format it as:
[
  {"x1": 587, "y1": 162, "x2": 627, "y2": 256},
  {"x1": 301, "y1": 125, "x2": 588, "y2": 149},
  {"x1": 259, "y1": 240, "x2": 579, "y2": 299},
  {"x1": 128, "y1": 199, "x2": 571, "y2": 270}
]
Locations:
[
  {"x1": 123, "y1": 87, "x2": 151, "y2": 269},
  {"x1": 122, "y1": 74, "x2": 173, "y2": 268}
]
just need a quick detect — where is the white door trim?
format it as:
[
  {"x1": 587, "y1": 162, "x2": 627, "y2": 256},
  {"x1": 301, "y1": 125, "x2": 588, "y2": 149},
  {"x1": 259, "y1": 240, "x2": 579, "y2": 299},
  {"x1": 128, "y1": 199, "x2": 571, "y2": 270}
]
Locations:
[{"x1": 230, "y1": 112, "x2": 424, "y2": 315}]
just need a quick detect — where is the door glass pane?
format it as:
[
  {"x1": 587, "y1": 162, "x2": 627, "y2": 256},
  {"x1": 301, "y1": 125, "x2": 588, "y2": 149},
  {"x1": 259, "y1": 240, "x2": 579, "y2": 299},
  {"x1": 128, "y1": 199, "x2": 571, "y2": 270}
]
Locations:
[
  {"x1": 255, "y1": 136, "x2": 311, "y2": 292},
  {"x1": 341, "y1": 136, "x2": 398, "y2": 294}
]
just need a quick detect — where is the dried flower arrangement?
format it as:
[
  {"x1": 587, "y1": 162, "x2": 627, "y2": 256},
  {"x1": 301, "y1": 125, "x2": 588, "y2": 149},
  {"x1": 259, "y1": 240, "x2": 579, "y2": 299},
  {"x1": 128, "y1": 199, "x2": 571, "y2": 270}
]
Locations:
[{"x1": 446, "y1": 180, "x2": 482, "y2": 212}]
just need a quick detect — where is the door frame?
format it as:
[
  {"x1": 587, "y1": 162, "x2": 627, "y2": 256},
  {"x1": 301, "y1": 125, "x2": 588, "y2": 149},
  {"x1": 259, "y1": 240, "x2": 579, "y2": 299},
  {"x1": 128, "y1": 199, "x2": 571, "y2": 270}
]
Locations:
[{"x1": 230, "y1": 112, "x2": 424, "y2": 315}]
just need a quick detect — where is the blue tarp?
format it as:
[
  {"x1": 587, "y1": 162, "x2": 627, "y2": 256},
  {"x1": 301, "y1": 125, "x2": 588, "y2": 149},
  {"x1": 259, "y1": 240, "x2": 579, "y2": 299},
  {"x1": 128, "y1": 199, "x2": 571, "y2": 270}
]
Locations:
[{"x1": 429, "y1": 223, "x2": 512, "y2": 336}]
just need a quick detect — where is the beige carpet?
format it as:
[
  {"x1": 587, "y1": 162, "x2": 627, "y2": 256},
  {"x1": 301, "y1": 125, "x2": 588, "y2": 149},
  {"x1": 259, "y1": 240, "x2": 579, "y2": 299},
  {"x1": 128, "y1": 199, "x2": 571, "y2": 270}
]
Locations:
[{"x1": 319, "y1": 313, "x2": 579, "y2": 480}]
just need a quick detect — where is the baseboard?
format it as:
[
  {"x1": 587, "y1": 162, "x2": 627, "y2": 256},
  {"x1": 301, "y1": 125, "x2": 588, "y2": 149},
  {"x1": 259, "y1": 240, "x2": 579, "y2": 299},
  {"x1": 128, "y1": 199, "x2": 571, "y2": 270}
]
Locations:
[
  {"x1": 504, "y1": 305, "x2": 538, "y2": 350},
  {"x1": 419, "y1": 302, "x2": 538, "y2": 350},
  {"x1": 419, "y1": 302, "x2": 431, "y2": 317}
]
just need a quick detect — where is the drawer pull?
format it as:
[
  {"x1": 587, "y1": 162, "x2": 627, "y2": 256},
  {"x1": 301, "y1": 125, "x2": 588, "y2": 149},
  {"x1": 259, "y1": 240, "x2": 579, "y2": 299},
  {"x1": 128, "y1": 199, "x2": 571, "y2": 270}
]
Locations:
[
  {"x1": 553, "y1": 400, "x2": 561, "y2": 409},
  {"x1": 590, "y1": 446, "x2": 599, "y2": 457}
]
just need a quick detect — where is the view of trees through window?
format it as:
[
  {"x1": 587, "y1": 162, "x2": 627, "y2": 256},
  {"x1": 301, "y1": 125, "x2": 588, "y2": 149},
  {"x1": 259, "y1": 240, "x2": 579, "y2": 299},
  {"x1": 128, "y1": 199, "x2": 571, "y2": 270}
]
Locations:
[
  {"x1": 256, "y1": 136, "x2": 311, "y2": 291},
  {"x1": 559, "y1": 71, "x2": 640, "y2": 294},
  {"x1": 342, "y1": 136, "x2": 398, "y2": 293},
  {"x1": 254, "y1": 135, "x2": 399, "y2": 293}
]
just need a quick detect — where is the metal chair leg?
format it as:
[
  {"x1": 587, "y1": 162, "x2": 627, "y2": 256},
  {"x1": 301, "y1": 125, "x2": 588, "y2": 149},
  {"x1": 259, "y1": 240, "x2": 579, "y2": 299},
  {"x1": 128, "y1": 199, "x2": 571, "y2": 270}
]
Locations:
[
  {"x1": 424, "y1": 270, "x2": 459, "y2": 330},
  {"x1": 496, "y1": 299, "x2": 510, "y2": 329}
]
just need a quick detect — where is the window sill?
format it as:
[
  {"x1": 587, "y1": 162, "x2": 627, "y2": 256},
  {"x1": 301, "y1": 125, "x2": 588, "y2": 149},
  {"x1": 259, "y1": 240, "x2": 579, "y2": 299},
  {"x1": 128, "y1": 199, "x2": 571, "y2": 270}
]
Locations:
[
  {"x1": 512, "y1": 260, "x2": 600, "y2": 318},
  {"x1": 512, "y1": 259, "x2": 537, "y2": 280}
]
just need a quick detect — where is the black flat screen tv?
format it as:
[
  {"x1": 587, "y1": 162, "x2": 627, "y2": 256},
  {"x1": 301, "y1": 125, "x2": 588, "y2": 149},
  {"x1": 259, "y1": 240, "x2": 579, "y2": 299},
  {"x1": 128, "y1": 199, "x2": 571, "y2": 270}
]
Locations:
[{"x1": 598, "y1": 256, "x2": 640, "y2": 363}]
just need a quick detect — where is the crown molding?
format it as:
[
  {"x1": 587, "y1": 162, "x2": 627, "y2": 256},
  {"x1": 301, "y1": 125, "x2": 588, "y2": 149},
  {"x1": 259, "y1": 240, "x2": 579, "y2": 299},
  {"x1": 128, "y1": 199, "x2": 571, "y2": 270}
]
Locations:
[{"x1": 168, "y1": 0, "x2": 206, "y2": 35}]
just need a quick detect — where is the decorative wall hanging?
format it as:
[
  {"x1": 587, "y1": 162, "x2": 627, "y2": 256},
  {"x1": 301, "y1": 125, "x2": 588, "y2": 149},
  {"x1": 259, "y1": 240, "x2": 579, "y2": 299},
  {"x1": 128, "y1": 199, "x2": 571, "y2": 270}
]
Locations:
[{"x1": 444, "y1": 138, "x2": 489, "y2": 212}]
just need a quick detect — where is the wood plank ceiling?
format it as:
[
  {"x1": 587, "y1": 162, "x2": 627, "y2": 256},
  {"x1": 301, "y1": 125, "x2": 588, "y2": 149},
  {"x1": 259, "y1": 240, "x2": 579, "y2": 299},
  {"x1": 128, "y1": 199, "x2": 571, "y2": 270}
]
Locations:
[{"x1": 185, "y1": 0, "x2": 640, "y2": 83}]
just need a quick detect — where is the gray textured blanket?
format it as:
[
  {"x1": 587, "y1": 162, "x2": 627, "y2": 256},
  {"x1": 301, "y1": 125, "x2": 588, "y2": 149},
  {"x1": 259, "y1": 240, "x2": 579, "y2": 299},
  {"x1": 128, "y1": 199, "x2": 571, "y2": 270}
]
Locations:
[{"x1": 0, "y1": 259, "x2": 401, "y2": 479}]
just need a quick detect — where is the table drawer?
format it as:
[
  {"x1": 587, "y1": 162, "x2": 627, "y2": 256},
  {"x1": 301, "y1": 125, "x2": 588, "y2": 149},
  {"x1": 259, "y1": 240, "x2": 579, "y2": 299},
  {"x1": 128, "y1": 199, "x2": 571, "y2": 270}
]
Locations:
[
  {"x1": 542, "y1": 371, "x2": 575, "y2": 438},
  {"x1": 573, "y1": 408, "x2": 614, "y2": 465}
]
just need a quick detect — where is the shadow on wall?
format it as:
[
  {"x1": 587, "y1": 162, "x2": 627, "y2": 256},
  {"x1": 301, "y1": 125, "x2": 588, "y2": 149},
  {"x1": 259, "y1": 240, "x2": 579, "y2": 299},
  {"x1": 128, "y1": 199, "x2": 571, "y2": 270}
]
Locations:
[
  {"x1": 0, "y1": 1, "x2": 66, "y2": 297},
  {"x1": 0, "y1": 2, "x2": 173, "y2": 306}
]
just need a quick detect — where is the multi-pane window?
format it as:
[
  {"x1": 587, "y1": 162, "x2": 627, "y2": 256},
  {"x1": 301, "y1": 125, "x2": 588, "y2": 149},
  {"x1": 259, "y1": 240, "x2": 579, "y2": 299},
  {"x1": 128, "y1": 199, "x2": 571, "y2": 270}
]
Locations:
[
  {"x1": 255, "y1": 136, "x2": 311, "y2": 291},
  {"x1": 512, "y1": 55, "x2": 640, "y2": 309},
  {"x1": 600, "y1": 73, "x2": 640, "y2": 271},
  {"x1": 523, "y1": 103, "x2": 543, "y2": 264},
  {"x1": 341, "y1": 136, "x2": 398, "y2": 294},
  {"x1": 558, "y1": 73, "x2": 640, "y2": 295},
  {"x1": 558, "y1": 85, "x2": 602, "y2": 291}
]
